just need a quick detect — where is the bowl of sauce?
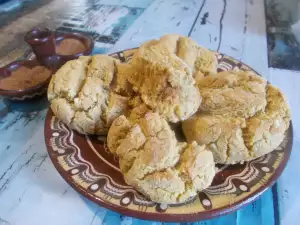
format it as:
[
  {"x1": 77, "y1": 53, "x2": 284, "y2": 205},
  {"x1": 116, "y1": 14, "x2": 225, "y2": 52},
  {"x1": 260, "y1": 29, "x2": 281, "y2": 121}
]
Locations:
[
  {"x1": 0, "y1": 60, "x2": 54, "y2": 100},
  {"x1": 24, "y1": 28, "x2": 94, "y2": 70},
  {"x1": 56, "y1": 35, "x2": 90, "y2": 55}
]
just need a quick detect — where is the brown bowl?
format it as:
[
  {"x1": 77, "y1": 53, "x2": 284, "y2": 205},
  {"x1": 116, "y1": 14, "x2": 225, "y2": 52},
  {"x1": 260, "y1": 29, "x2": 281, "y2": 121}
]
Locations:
[
  {"x1": 55, "y1": 32, "x2": 94, "y2": 57},
  {"x1": 52, "y1": 33, "x2": 94, "y2": 69},
  {"x1": 24, "y1": 28, "x2": 94, "y2": 70},
  {"x1": 0, "y1": 60, "x2": 55, "y2": 100}
]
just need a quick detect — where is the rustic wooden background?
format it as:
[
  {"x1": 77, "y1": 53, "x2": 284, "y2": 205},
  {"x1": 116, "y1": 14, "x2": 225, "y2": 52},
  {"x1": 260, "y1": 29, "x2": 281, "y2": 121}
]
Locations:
[{"x1": 0, "y1": 0, "x2": 300, "y2": 224}]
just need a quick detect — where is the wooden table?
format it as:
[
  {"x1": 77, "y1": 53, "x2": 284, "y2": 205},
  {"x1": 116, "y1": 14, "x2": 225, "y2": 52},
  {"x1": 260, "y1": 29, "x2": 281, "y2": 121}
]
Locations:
[{"x1": 0, "y1": 0, "x2": 299, "y2": 224}]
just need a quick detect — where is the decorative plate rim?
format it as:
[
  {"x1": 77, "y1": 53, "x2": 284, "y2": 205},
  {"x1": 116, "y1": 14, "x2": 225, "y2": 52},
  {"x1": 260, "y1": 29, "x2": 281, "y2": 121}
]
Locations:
[{"x1": 44, "y1": 49, "x2": 294, "y2": 222}]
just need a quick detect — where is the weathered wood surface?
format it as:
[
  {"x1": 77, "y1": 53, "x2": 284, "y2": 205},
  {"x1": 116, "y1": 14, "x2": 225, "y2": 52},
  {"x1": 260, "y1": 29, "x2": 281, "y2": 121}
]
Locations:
[
  {"x1": 269, "y1": 68, "x2": 300, "y2": 225},
  {"x1": 189, "y1": 0, "x2": 269, "y2": 79},
  {"x1": 0, "y1": 0, "x2": 299, "y2": 224},
  {"x1": 109, "y1": 0, "x2": 206, "y2": 52}
]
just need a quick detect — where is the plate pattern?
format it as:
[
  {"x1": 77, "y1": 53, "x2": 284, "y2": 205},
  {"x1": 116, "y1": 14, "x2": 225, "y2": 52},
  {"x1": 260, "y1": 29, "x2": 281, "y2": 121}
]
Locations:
[{"x1": 45, "y1": 49, "x2": 293, "y2": 222}]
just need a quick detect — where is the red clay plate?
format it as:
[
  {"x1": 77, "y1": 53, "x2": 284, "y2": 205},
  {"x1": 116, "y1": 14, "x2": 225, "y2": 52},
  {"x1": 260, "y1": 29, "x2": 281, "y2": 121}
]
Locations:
[{"x1": 44, "y1": 49, "x2": 293, "y2": 222}]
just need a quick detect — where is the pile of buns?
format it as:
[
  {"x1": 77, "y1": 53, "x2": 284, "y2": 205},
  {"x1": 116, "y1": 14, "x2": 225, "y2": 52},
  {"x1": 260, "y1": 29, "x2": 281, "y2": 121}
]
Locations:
[{"x1": 48, "y1": 34, "x2": 290, "y2": 204}]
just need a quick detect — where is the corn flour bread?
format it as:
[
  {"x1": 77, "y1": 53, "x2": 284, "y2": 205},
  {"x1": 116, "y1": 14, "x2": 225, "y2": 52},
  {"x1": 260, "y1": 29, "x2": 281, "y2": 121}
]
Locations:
[
  {"x1": 243, "y1": 85, "x2": 290, "y2": 159},
  {"x1": 48, "y1": 55, "x2": 133, "y2": 135},
  {"x1": 182, "y1": 71, "x2": 291, "y2": 164},
  {"x1": 47, "y1": 33, "x2": 291, "y2": 204},
  {"x1": 48, "y1": 34, "x2": 217, "y2": 131},
  {"x1": 107, "y1": 110, "x2": 216, "y2": 204},
  {"x1": 197, "y1": 70, "x2": 268, "y2": 118},
  {"x1": 127, "y1": 35, "x2": 217, "y2": 122}
]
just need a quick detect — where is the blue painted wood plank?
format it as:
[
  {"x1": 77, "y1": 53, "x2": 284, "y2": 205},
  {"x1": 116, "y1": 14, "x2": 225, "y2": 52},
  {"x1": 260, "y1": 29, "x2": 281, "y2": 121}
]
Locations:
[
  {"x1": 237, "y1": 188, "x2": 275, "y2": 225},
  {"x1": 203, "y1": 211, "x2": 237, "y2": 225},
  {"x1": 132, "y1": 217, "x2": 161, "y2": 225},
  {"x1": 103, "y1": 210, "x2": 121, "y2": 225},
  {"x1": 0, "y1": 97, "x2": 8, "y2": 119},
  {"x1": 162, "y1": 222, "x2": 179, "y2": 225},
  {"x1": 262, "y1": 187, "x2": 277, "y2": 225}
]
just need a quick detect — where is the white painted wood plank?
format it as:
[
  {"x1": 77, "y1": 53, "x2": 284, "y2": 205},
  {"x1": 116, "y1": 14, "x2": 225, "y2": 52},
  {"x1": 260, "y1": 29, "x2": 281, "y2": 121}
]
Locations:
[
  {"x1": 269, "y1": 68, "x2": 300, "y2": 225},
  {"x1": 109, "y1": 0, "x2": 204, "y2": 53},
  {"x1": 217, "y1": 0, "x2": 246, "y2": 60},
  {"x1": 0, "y1": 111, "x2": 45, "y2": 175},
  {"x1": 189, "y1": 0, "x2": 221, "y2": 51},
  {"x1": 0, "y1": 111, "x2": 106, "y2": 225},
  {"x1": 241, "y1": 0, "x2": 269, "y2": 79},
  {"x1": 269, "y1": 69, "x2": 300, "y2": 140},
  {"x1": 101, "y1": 0, "x2": 153, "y2": 8},
  {"x1": 190, "y1": 0, "x2": 246, "y2": 58},
  {"x1": 190, "y1": 0, "x2": 269, "y2": 79}
]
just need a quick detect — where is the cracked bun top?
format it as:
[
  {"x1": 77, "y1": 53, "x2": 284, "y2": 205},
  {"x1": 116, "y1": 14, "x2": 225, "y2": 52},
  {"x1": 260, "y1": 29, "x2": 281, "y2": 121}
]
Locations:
[
  {"x1": 182, "y1": 71, "x2": 291, "y2": 164},
  {"x1": 127, "y1": 34, "x2": 217, "y2": 122},
  {"x1": 48, "y1": 55, "x2": 133, "y2": 135},
  {"x1": 197, "y1": 70, "x2": 268, "y2": 118},
  {"x1": 107, "y1": 110, "x2": 216, "y2": 204}
]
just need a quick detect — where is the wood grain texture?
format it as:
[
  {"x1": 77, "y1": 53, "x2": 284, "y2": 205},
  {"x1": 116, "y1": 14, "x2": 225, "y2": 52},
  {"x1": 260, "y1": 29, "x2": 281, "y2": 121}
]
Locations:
[
  {"x1": 269, "y1": 68, "x2": 300, "y2": 225},
  {"x1": 0, "y1": 0, "x2": 297, "y2": 224},
  {"x1": 241, "y1": 0, "x2": 269, "y2": 78},
  {"x1": 190, "y1": 0, "x2": 269, "y2": 79},
  {"x1": 0, "y1": 0, "x2": 153, "y2": 66},
  {"x1": 109, "y1": 0, "x2": 205, "y2": 52}
]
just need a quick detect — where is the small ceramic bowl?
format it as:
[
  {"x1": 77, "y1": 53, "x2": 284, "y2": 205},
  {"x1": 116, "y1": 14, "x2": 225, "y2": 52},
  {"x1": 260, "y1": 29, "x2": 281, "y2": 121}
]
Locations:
[
  {"x1": 0, "y1": 60, "x2": 54, "y2": 100},
  {"x1": 55, "y1": 32, "x2": 94, "y2": 57},
  {"x1": 24, "y1": 28, "x2": 94, "y2": 70},
  {"x1": 52, "y1": 32, "x2": 94, "y2": 69}
]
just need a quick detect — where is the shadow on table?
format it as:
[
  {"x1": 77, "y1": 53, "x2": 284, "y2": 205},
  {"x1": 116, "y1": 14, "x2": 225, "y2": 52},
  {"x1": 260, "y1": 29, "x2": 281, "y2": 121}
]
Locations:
[
  {"x1": 1, "y1": 94, "x2": 49, "y2": 114},
  {"x1": 0, "y1": 95, "x2": 49, "y2": 130}
]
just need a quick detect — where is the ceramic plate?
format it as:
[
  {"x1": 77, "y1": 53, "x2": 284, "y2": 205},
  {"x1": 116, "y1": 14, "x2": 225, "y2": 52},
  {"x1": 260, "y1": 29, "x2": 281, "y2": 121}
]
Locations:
[{"x1": 44, "y1": 49, "x2": 293, "y2": 222}]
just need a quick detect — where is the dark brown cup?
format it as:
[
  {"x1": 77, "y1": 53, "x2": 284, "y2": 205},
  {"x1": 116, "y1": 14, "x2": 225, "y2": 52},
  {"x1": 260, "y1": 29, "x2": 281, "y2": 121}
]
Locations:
[
  {"x1": 24, "y1": 28, "x2": 94, "y2": 70},
  {"x1": 24, "y1": 27, "x2": 56, "y2": 58}
]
